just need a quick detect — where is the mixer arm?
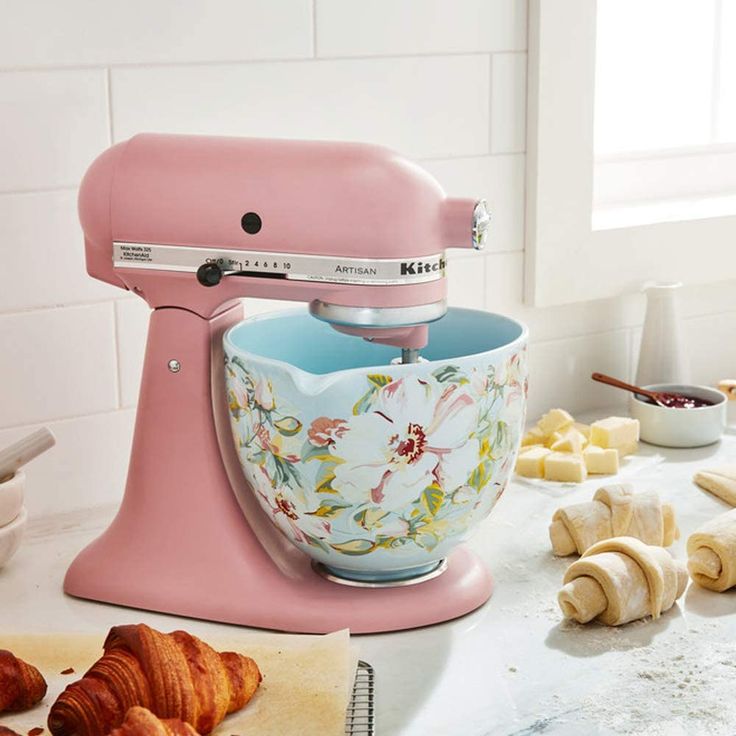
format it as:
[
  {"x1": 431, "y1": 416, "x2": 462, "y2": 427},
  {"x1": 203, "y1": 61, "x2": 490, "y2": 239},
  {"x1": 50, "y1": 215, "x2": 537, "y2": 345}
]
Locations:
[{"x1": 194, "y1": 261, "x2": 430, "y2": 356}]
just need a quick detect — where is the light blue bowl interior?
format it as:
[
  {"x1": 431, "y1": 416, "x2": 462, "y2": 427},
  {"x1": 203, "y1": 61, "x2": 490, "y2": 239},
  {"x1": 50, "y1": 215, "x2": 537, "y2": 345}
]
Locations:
[{"x1": 225, "y1": 308, "x2": 524, "y2": 375}]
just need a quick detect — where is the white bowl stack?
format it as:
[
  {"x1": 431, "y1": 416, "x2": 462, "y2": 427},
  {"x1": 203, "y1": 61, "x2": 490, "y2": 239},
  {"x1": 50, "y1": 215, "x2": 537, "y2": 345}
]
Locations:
[{"x1": 0, "y1": 471, "x2": 27, "y2": 568}]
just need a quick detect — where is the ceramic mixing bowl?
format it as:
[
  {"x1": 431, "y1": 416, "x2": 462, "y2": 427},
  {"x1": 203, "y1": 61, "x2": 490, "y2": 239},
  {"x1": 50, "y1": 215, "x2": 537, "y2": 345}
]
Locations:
[{"x1": 224, "y1": 307, "x2": 528, "y2": 583}]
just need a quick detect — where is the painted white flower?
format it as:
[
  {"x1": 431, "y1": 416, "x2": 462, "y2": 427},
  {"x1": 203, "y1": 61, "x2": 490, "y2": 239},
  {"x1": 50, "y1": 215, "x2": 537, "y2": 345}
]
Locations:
[
  {"x1": 253, "y1": 377, "x2": 275, "y2": 410},
  {"x1": 330, "y1": 377, "x2": 480, "y2": 512},
  {"x1": 248, "y1": 466, "x2": 332, "y2": 543}
]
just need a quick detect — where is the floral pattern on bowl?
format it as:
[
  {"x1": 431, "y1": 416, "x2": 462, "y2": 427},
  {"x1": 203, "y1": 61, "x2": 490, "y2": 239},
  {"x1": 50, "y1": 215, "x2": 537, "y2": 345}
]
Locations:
[{"x1": 224, "y1": 342, "x2": 527, "y2": 575}]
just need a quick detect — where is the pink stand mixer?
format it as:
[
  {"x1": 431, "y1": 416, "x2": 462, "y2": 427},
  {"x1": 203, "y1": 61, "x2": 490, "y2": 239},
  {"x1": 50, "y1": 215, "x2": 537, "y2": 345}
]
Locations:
[{"x1": 64, "y1": 133, "x2": 514, "y2": 634}]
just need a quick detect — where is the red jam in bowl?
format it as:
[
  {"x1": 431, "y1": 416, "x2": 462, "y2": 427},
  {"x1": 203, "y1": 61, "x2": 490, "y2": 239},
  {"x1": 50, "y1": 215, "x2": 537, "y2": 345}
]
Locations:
[{"x1": 642, "y1": 392, "x2": 714, "y2": 409}]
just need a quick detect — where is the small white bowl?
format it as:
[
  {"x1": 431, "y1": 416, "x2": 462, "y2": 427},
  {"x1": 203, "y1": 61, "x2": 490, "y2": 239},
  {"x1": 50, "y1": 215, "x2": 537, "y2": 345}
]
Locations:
[
  {"x1": 0, "y1": 471, "x2": 24, "y2": 527},
  {"x1": 630, "y1": 383, "x2": 727, "y2": 448},
  {"x1": 0, "y1": 505, "x2": 27, "y2": 569}
]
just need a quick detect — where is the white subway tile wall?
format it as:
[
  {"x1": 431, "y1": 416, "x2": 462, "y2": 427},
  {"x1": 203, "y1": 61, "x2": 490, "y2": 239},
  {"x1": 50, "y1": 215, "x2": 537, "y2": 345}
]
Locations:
[
  {"x1": 490, "y1": 53, "x2": 527, "y2": 154},
  {"x1": 0, "y1": 1, "x2": 313, "y2": 67},
  {"x1": 315, "y1": 0, "x2": 527, "y2": 57},
  {"x1": 0, "y1": 191, "x2": 118, "y2": 311},
  {"x1": 0, "y1": 69, "x2": 109, "y2": 192},
  {"x1": 1, "y1": 0, "x2": 734, "y2": 514},
  {"x1": 0, "y1": 411, "x2": 136, "y2": 518},
  {"x1": 111, "y1": 56, "x2": 491, "y2": 158},
  {"x1": 0, "y1": 304, "x2": 117, "y2": 428}
]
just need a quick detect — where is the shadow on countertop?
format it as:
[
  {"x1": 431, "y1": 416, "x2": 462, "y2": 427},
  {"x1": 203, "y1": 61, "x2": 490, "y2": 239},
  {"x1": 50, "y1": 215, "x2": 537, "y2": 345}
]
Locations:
[
  {"x1": 684, "y1": 582, "x2": 736, "y2": 617},
  {"x1": 544, "y1": 604, "x2": 681, "y2": 657}
]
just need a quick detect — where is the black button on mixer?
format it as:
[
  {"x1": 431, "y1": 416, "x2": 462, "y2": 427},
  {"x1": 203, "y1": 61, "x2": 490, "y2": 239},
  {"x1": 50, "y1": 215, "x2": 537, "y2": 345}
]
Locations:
[
  {"x1": 196, "y1": 262, "x2": 223, "y2": 287},
  {"x1": 241, "y1": 211, "x2": 262, "y2": 234}
]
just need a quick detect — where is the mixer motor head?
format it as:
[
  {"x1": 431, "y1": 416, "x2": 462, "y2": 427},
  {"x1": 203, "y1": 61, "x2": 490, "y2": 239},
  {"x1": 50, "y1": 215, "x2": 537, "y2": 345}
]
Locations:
[{"x1": 79, "y1": 133, "x2": 489, "y2": 359}]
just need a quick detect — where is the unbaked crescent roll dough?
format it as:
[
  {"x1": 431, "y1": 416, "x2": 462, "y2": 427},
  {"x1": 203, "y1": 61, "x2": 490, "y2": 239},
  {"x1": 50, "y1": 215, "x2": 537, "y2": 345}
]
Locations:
[
  {"x1": 558, "y1": 536, "x2": 688, "y2": 626},
  {"x1": 687, "y1": 508, "x2": 736, "y2": 591},
  {"x1": 549, "y1": 484, "x2": 679, "y2": 556},
  {"x1": 693, "y1": 466, "x2": 736, "y2": 507}
]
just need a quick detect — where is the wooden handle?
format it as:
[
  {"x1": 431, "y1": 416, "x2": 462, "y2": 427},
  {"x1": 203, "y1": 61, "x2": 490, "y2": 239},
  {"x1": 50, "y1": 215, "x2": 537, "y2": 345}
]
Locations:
[
  {"x1": 591, "y1": 372, "x2": 659, "y2": 401},
  {"x1": 0, "y1": 427, "x2": 56, "y2": 482}
]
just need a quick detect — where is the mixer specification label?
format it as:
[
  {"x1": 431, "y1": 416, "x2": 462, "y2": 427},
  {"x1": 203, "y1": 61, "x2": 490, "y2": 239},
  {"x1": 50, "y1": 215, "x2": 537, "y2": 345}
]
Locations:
[{"x1": 113, "y1": 242, "x2": 446, "y2": 286}]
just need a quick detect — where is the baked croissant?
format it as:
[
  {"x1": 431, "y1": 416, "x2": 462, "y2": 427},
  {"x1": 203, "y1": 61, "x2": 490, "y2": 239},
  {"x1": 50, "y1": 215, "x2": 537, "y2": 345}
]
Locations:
[
  {"x1": 558, "y1": 536, "x2": 687, "y2": 626},
  {"x1": 0, "y1": 649, "x2": 48, "y2": 712},
  {"x1": 687, "y1": 508, "x2": 736, "y2": 591},
  {"x1": 108, "y1": 707, "x2": 199, "y2": 736},
  {"x1": 549, "y1": 484, "x2": 679, "y2": 556},
  {"x1": 48, "y1": 624, "x2": 262, "y2": 736}
]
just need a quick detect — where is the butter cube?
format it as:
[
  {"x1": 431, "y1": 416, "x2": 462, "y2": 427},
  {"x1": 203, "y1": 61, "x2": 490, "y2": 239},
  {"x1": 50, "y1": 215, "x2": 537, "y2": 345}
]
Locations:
[
  {"x1": 515, "y1": 446, "x2": 552, "y2": 478},
  {"x1": 521, "y1": 426, "x2": 547, "y2": 447},
  {"x1": 616, "y1": 441, "x2": 639, "y2": 458},
  {"x1": 583, "y1": 445, "x2": 619, "y2": 475},
  {"x1": 574, "y1": 422, "x2": 591, "y2": 440},
  {"x1": 544, "y1": 452, "x2": 587, "y2": 483},
  {"x1": 550, "y1": 428, "x2": 587, "y2": 454},
  {"x1": 590, "y1": 417, "x2": 640, "y2": 451},
  {"x1": 537, "y1": 408, "x2": 574, "y2": 437}
]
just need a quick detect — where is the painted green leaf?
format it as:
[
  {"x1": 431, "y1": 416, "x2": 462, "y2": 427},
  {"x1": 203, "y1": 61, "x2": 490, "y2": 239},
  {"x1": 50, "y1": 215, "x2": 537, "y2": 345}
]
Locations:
[
  {"x1": 309, "y1": 499, "x2": 352, "y2": 517},
  {"x1": 330, "y1": 539, "x2": 376, "y2": 555},
  {"x1": 375, "y1": 535, "x2": 410, "y2": 550},
  {"x1": 274, "y1": 415, "x2": 302, "y2": 437},
  {"x1": 301, "y1": 441, "x2": 334, "y2": 463},
  {"x1": 420, "y1": 484, "x2": 445, "y2": 516},
  {"x1": 468, "y1": 460, "x2": 492, "y2": 491},
  {"x1": 432, "y1": 365, "x2": 468, "y2": 384},
  {"x1": 353, "y1": 507, "x2": 390, "y2": 529},
  {"x1": 352, "y1": 386, "x2": 377, "y2": 415},
  {"x1": 315, "y1": 461, "x2": 338, "y2": 493},
  {"x1": 368, "y1": 374, "x2": 393, "y2": 388},
  {"x1": 303, "y1": 533, "x2": 331, "y2": 553}
]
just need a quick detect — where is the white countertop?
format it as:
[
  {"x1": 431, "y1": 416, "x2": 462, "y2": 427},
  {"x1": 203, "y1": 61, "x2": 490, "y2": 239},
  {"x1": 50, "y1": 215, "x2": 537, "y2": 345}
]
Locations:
[{"x1": 3, "y1": 421, "x2": 736, "y2": 736}]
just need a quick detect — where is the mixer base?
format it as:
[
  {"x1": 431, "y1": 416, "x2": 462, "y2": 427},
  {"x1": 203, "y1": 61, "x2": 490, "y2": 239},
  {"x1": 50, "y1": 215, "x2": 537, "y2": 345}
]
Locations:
[{"x1": 63, "y1": 304, "x2": 494, "y2": 634}]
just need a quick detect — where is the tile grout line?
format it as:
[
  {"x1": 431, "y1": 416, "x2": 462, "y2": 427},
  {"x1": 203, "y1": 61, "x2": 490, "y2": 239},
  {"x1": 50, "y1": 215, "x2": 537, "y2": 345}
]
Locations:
[
  {"x1": 418, "y1": 151, "x2": 525, "y2": 164},
  {"x1": 311, "y1": 0, "x2": 318, "y2": 58},
  {"x1": 0, "y1": 49, "x2": 530, "y2": 74},
  {"x1": 628, "y1": 327, "x2": 640, "y2": 382},
  {"x1": 488, "y1": 53, "x2": 494, "y2": 155},
  {"x1": 0, "y1": 185, "x2": 78, "y2": 197},
  {"x1": 0, "y1": 297, "x2": 140, "y2": 320},
  {"x1": 528, "y1": 325, "x2": 635, "y2": 348},
  {"x1": 106, "y1": 66, "x2": 115, "y2": 144},
  {"x1": 0, "y1": 405, "x2": 135, "y2": 434}
]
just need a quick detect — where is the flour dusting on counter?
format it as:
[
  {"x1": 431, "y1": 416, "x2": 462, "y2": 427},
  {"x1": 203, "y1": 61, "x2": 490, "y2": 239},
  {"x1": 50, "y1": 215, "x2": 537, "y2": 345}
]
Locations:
[{"x1": 527, "y1": 620, "x2": 736, "y2": 735}]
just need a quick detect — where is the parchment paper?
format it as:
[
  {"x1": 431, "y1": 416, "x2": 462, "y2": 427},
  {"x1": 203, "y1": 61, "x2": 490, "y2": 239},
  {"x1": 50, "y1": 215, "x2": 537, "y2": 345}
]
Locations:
[{"x1": 0, "y1": 629, "x2": 358, "y2": 736}]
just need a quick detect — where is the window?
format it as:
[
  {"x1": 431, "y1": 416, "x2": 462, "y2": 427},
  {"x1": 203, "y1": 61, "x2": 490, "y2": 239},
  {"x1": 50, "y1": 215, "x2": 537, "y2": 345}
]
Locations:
[
  {"x1": 526, "y1": 0, "x2": 736, "y2": 306},
  {"x1": 594, "y1": 0, "x2": 736, "y2": 229}
]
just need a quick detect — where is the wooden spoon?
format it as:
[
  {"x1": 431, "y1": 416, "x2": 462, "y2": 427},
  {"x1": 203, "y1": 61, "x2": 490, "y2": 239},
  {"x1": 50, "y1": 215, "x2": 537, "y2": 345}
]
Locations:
[
  {"x1": 0, "y1": 428, "x2": 56, "y2": 483},
  {"x1": 591, "y1": 373, "x2": 712, "y2": 409}
]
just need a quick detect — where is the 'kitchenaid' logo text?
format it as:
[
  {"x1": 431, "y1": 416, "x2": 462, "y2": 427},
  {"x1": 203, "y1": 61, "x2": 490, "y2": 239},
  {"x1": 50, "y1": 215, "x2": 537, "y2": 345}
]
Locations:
[{"x1": 400, "y1": 257, "x2": 446, "y2": 276}]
